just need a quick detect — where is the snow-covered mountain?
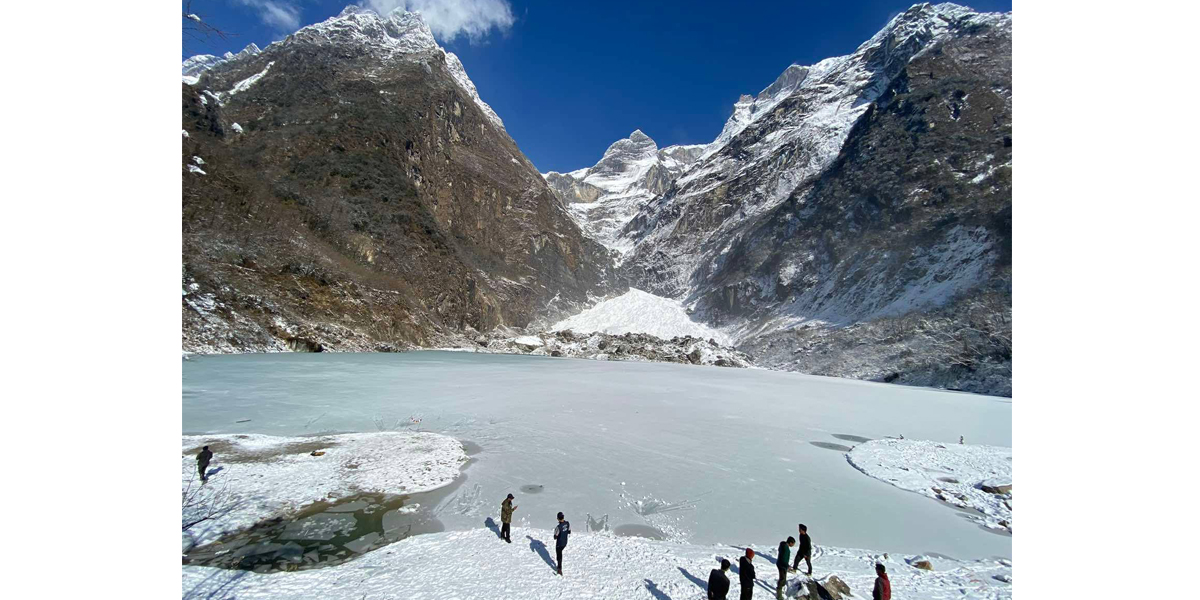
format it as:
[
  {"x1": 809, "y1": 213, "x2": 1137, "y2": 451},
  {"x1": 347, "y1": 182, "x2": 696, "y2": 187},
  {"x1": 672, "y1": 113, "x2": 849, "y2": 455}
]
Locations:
[
  {"x1": 181, "y1": 2, "x2": 1012, "y2": 395},
  {"x1": 181, "y1": 5, "x2": 614, "y2": 354},
  {"x1": 542, "y1": 131, "x2": 706, "y2": 255},
  {"x1": 182, "y1": 43, "x2": 262, "y2": 85},
  {"x1": 546, "y1": 3, "x2": 1012, "y2": 395}
]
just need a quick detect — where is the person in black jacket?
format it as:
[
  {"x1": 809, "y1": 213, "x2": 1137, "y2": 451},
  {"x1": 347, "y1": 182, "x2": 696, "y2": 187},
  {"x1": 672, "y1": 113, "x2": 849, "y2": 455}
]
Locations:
[
  {"x1": 738, "y1": 548, "x2": 756, "y2": 600},
  {"x1": 791, "y1": 524, "x2": 812, "y2": 575},
  {"x1": 776, "y1": 537, "x2": 795, "y2": 599},
  {"x1": 196, "y1": 446, "x2": 213, "y2": 482},
  {"x1": 708, "y1": 558, "x2": 731, "y2": 600},
  {"x1": 553, "y1": 512, "x2": 570, "y2": 575}
]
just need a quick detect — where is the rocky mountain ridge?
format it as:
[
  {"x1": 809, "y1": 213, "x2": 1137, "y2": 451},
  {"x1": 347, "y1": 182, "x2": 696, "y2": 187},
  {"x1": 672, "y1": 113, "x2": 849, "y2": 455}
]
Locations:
[
  {"x1": 182, "y1": 2, "x2": 1012, "y2": 396},
  {"x1": 182, "y1": 6, "x2": 614, "y2": 354},
  {"x1": 544, "y1": 3, "x2": 1012, "y2": 395}
]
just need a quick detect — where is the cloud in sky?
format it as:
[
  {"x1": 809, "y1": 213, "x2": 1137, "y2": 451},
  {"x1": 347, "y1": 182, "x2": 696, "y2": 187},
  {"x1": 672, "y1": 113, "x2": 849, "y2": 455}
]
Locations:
[
  {"x1": 363, "y1": 0, "x2": 515, "y2": 43},
  {"x1": 235, "y1": 0, "x2": 303, "y2": 33}
]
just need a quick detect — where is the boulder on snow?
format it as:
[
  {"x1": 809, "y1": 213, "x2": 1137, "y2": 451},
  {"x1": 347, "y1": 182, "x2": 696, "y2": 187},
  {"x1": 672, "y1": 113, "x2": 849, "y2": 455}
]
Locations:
[
  {"x1": 511, "y1": 335, "x2": 544, "y2": 351},
  {"x1": 980, "y1": 478, "x2": 1012, "y2": 494},
  {"x1": 790, "y1": 575, "x2": 851, "y2": 599}
]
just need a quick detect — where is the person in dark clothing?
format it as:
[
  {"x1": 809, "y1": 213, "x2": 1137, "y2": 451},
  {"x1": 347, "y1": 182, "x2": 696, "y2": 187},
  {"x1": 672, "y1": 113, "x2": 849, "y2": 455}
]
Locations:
[
  {"x1": 553, "y1": 512, "x2": 570, "y2": 575},
  {"x1": 708, "y1": 558, "x2": 731, "y2": 600},
  {"x1": 791, "y1": 524, "x2": 813, "y2": 575},
  {"x1": 872, "y1": 563, "x2": 891, "y2": 600},
  {"x1": 776, "y1": 537, "x2": 795, "y2": 599},
  {"x1": 499, "y1": 494, "x2": 517, "y2": 543},
  {"x1": 196, "y1": 446, "x2": 213, "y2": 482},
  {"x1": 738, "y1": 548, "x2": 756, "y2": 600}
]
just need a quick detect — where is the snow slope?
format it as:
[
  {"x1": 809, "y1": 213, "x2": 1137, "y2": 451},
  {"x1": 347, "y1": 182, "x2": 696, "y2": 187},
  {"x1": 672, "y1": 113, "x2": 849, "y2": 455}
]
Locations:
[
  {"x1": 551, "y1": 288, "x2": 730, "y2": 344},
  {"x1": 182, "y1": 432, "x2": 467, "y2": 548},
  {"x1": 848, "y1": 438, "x2": 1012, "y2": 533},
  {"x1": 626, "y1": 4, "x2": 1010, "y2": 297},
  {"x1": 183, "y1": 526, "x2": 1012, "y2": 599}
]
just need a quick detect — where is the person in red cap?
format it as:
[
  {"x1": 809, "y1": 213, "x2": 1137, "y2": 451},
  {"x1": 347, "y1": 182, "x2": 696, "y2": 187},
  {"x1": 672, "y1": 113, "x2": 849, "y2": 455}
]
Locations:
[
  {"x1": 872, "y1": 563, "x2": 891, "y2": 600},
  {"x1": 738, "y1": 548, "x2": 757, "y2": 599}
]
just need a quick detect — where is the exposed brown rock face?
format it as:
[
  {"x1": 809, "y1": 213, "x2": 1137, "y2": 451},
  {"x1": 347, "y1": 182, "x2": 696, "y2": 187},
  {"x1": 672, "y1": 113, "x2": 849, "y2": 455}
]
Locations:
[{"x1": 182, "y1": 10, "x2": 614, "y2": 353}]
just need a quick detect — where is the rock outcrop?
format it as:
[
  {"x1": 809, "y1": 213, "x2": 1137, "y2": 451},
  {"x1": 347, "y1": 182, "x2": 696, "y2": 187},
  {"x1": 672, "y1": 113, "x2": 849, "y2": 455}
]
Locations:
[{"x1": 468, "y1": 330, "x2": 752, "y2": 368}]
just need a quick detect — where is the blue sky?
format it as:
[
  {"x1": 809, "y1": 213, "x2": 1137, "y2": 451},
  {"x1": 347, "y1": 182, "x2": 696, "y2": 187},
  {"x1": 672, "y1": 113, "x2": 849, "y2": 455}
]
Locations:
[{"x1": 184, "y1": 0, "x2": 1012, "y2": 173}]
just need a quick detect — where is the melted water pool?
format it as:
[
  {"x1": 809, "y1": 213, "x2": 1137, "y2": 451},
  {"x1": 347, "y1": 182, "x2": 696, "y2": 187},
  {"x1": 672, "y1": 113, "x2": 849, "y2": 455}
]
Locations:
[{"x1": 184, "y1": 489, "x2": 451, "y2": 572}]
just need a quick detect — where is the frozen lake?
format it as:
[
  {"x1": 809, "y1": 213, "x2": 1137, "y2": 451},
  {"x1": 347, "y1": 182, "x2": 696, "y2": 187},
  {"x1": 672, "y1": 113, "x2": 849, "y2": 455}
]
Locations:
[{"x1": 183, "y1": 351, "x2": 1011, "y2": 559}]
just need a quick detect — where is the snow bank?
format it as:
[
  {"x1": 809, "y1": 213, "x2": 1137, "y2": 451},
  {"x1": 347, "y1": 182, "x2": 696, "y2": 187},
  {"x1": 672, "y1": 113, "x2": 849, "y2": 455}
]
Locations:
[
  {"x1": 182, "y1": 432, "x2": 467, "y2": 547},
  {"x1": 183, "y1": 526, "x2": 1012, "y2": 599},
  {"x1": 553, "y1": 288, "x2": 730, "y2": 344},
  {"x1": 511, "y1": 335, "x2": 544, "y2": 347},
  {"x1": 848, "y1": 439, "x2": 1012, "y2": 532}
]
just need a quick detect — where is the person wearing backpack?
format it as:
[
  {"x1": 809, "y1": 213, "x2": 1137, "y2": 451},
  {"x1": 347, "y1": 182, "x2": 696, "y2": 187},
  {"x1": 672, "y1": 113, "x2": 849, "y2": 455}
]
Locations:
[
  {"x1": 499, "y1": 494, "x2": 517, "y2": 543},
  {"x1": 872, "y1": 563, "x2": 891, "y2": 600},
  {"x1": 553, "y1": 512, "x2": 571, "y2": 575}
]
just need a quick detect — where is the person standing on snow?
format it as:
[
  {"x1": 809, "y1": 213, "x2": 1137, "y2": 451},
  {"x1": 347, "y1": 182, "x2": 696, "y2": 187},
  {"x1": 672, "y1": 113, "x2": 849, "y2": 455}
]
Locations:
[
  {"x1": 499, "y1": 494, "x2": 517, "y2": 543},
  {"x1": 776, "y1": 537, "x2": 795, "y2": 599},
  {"x1": 873, "y1": 563, "x2": 891, "y2": 600},
  {"x1": 553, "y1": 511, "x2": 571, "y2": 575},
  {"x1": 196, "y1": 445, "x2": 213, "y2": 482},
  {"x1": 738, "y1": 548, "x2": 757, "y2": 600},
  {"x1": 707, "y1": 558, "x2": 731, "y2": 600},
  {"x1": 791, "y1": 524, "x2": 813, "y2": 575}
]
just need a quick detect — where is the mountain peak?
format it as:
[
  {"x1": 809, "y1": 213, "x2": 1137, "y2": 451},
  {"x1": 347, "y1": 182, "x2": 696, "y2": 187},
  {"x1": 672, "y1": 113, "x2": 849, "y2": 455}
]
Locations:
[
  {"x1": 630, "y1": 129, "x2": 650, "y2": 142},
  {"x1": 289, "y1": 5, "x2": 438, "y2": 56}
]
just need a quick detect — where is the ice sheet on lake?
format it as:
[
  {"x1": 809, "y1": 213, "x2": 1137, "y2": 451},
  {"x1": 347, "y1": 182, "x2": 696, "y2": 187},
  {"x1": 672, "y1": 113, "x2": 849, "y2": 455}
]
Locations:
[{"x1": 183, "y1": 351, "x2": 1011, "y2": 559}]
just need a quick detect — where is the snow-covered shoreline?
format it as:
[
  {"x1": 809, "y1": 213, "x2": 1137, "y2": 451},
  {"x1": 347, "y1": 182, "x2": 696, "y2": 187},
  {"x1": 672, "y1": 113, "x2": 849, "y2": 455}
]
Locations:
[
  {"x1": 183, "y1": 526, "x2": 1012, "y2": 599},
  {"x1": 182, "y1": 432, "x2": 468, "y2": 549},
  {"x1": 848, "y1": 439, "x2": 1012, "y2": 533},
  {"x1": 180, "y1": 426, "x2": 1011, "y2": 598}
]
